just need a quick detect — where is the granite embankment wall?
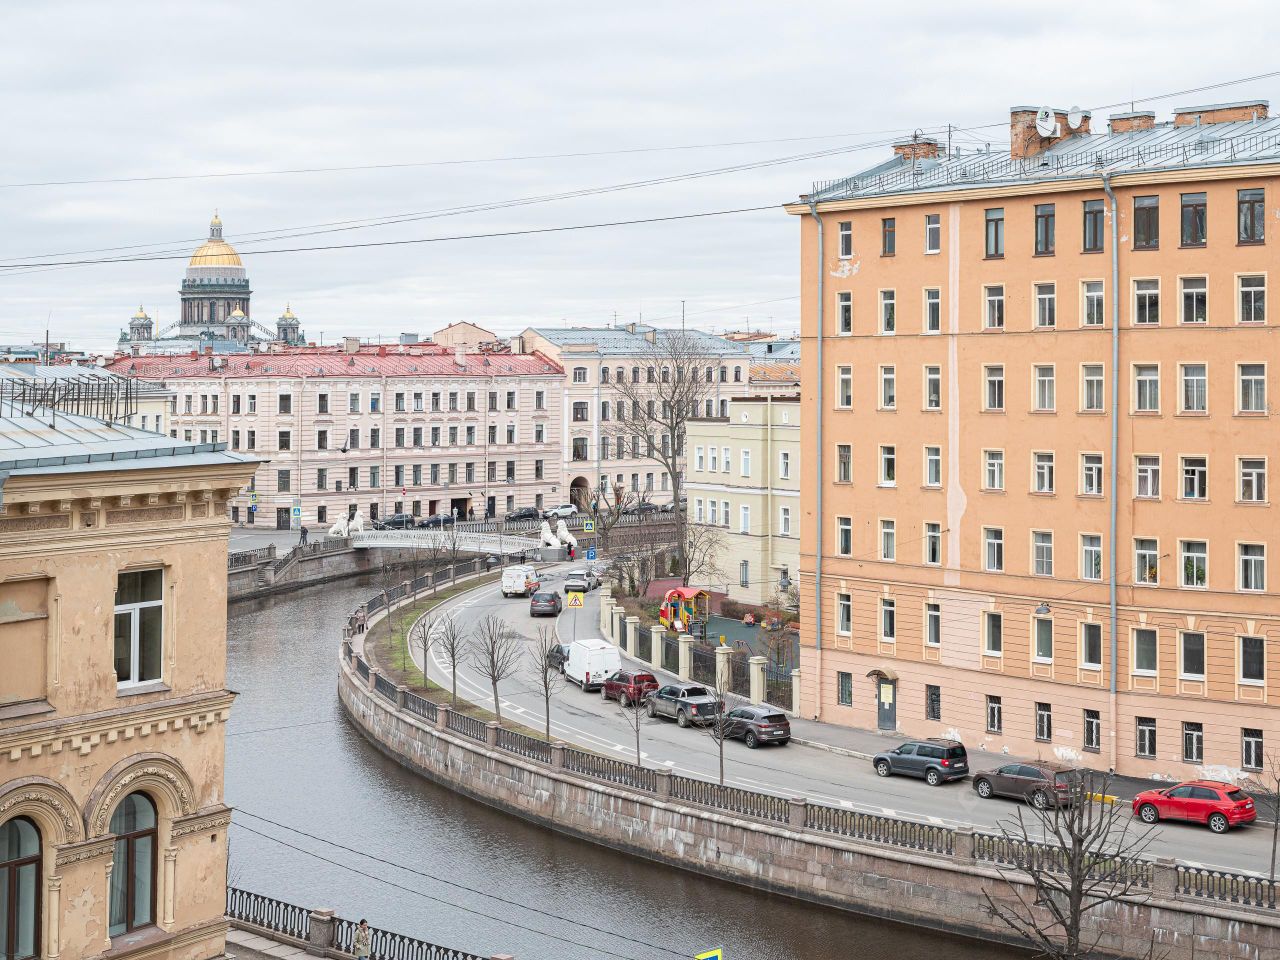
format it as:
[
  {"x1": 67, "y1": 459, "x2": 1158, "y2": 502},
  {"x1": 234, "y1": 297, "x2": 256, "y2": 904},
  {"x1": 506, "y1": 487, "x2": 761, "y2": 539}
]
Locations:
[
  {"x1": 335, "y1": 589, "x2": 1280, "y2": 960},
  {"x1": 228, "y1": 539, "x2": 397, "y2": 601}
]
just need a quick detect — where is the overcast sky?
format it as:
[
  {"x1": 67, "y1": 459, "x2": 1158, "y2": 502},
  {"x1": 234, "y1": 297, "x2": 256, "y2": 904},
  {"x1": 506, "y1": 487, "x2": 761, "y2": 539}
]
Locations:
[{"x1": 3, "y1": 1, "x2": 1279, "y2": 351}]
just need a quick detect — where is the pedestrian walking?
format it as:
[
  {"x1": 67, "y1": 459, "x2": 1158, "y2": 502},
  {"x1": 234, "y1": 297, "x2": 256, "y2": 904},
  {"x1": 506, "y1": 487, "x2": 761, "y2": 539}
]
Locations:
[
  {"x1": 298, "y1": 526, "x2": 309, "y2": 546},
  {"x1": 353, "y1": 919, "x2": 371, "y2": 960}
]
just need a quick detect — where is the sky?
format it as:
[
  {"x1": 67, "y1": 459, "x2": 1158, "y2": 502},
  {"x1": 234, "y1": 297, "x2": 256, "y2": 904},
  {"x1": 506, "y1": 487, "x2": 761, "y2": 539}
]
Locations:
[{"x1": 3, "y1": 1, "x2": 1280, "y2": 352}]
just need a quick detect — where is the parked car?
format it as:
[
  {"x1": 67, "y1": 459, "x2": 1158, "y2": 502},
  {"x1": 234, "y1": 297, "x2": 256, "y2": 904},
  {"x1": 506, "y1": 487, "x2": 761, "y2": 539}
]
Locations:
[
  {"x1": 562, "y1": 576, "x2": 589, "y2": 596},
  {"x1": 543, "y1": 503, "x2": 578, "y2": 519},
  {"x1": 971, "y1": 761, "x2": 1083, "y2": 808},
  {"x1": 373, "y1": 513, "x2": 417, "y2": 530},
  {"x1": 625, "y1": 501, "x2": 661, "y2": 516},
  {"x1": 872, "y1": 739, "x2": 969, "y2": 786},
  {"x1": 600, "y1": 670, "x2": 659, "y2": 707},
  {"x1": 645, "y1": 683, "x2": 723, "y2": 727},
  {"x1": 529, "y1": 590, "x2": 563, "y2": 617},
  {"x1": 660, "y1": 497, "x2": 687, "y2": 513},
  {"x1": 1132, "y1": 780, "x2": 1256, "y2": 833},
  {"x1": 418, "y1": 513, "x2": 455, "y2": 528},
  {"x1": 564, "y1": 567, "x2": 600, "y2": 590},
  {"x1": 505, "y1": 506, "x2": 541, "y2": 522},
  {"x1": 723, "y1": 705, "x2": 791, "y2": 748},
  {"x1": 547, "y1": 642, "x2": 571, "y2": 673},
  {"x1": 565, "y1": 637, "x2": 621, "y2": 690},
  {"x1": 501, "y1": 564, "x2": 540, "y2": 598}
]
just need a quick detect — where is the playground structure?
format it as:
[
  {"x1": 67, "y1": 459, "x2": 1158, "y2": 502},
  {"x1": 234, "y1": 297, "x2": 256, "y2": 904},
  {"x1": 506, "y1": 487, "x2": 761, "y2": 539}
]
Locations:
[{"x1": 658, "y1": 586, "x2": 710, "y2": 635}]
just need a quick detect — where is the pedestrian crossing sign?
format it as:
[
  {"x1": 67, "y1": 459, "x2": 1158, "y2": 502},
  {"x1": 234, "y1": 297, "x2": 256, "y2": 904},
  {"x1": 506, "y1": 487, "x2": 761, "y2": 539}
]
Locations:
[
  {"x1": 566, "y1": 591, "x2": 585, "y2": 608},
  {"x1": 695, "y1": 949, "x2": 723, "y2": 960},
  {"x1": 583, "y1": 519, "x2": 595, "y2": 533}
]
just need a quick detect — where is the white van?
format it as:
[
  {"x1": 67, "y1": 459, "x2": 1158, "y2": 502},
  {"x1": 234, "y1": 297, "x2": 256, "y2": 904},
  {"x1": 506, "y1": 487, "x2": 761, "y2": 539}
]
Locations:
[
  {"x1": 501, "y1": 564, "x2": 540, "y2": 598},
  {"x1": 566, "y1": 637, "x2": 621, "y2": 691}
]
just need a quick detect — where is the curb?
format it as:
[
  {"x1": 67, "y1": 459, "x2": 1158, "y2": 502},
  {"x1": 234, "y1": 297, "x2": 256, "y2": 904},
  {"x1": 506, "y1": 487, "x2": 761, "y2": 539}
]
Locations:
[{"x1": 791, "y1": 736, "x2": 873, "y2": 762}]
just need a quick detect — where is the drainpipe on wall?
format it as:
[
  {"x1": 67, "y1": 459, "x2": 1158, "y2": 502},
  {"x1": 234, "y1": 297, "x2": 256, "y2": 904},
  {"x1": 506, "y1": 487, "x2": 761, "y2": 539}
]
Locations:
[
  {"x1": 1102, "y1": 174, "x2": 1120, "y2": 772},
  {"x1": 806, "y1": 200, "x2": 825, "y2": 719}
]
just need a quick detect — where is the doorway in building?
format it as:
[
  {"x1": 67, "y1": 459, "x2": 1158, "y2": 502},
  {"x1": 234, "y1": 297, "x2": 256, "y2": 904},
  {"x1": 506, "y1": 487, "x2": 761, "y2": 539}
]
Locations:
[
  {"x1": 870, "y1": 670, "x2": 897, "y2": 731},
  {"x1": 569, "y1": 475, "x2": 591, "y2": 510},
  {"x1": 275, "y1": 507, "x2": 290, "y2": 530},
  {"x1": 450, "y1": 496, "x2": 470, "y2": 520},
  {"x1": 486, "y1": 495, "x2": 496, "y2": 520}
]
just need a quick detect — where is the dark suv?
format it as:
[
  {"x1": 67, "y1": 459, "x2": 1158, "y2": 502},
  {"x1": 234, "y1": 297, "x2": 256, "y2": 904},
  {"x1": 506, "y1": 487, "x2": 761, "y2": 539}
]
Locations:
[
  {"x1": 723, "y1": 705, "x2": 791, "y2": 748},
  {"x1": 374, "y1": 513, "x2": 417, "y2": 530},
  {"x1": 547, "y1": 643, "x2": 571, "y2": 674},
  {"x1": 872, "y1": 739, "x2": 968, "y2": 786},
  {"x1": 645, "y1": 684, "x2": 723, "y2": 727},
  {"x1": 972, "y1": 761, "x2": 1083, "y2": 809}
]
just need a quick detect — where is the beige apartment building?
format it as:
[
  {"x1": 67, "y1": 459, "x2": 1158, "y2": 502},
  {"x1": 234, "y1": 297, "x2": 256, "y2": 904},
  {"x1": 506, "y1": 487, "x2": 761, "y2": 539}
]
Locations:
[
  {"x1": 686, "y1": 394, "x2": 800, "y2": 606},
  {"x1": 517, "y1": 324, "x2": 752, "y2": 508},
  {"x1": 0, "y1": 406, "x2": 255, "y2": 960},
  {"x1": 787, "y1": 100, "x2": 1280, "y2": 779},
  {"x1": 105, "y1": 343, "x2": 564, "y2": 527}
]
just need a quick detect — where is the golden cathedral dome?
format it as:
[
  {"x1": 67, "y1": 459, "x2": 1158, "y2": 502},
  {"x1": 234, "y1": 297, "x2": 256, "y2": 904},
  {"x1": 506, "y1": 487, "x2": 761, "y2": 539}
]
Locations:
[
  {"x1": 187, "y1": 211, "x2": 242, "y2": 268},
  {"x1": 279, "y1": 303, "x2": 297, "y2": 320}
]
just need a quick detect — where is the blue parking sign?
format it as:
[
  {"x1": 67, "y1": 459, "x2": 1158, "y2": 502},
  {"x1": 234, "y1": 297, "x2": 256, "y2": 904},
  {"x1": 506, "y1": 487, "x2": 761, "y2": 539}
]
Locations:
[{"x1": 586, "y1": 547, "x2": 597, "y2": 561}]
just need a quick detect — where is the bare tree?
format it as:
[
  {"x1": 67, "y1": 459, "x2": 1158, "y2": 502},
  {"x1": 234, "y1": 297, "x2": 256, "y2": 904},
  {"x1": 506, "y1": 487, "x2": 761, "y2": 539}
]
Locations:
[
  {"x1": 590, "y1": 480, "x2": 637, "y2": 557},
  {"x1": 373, "y1": 554, "x2": 408, "y2": 666},
  {"x1": 406, "y1": 530, "x2": 448, "y2": 591},
  {"x1": 682, "y1": 519, "x2": 725, "y2": 588},
  {"x1": 610, "y1": 682, "x2": 649, "y2": 766},
  {"x1": 693, "y1": 667, "x2": 736, "y2": 786},
  {"x1": 407, "y1": 611, "x2": 435, "y2": 688},
  {"x1": 983, "y1": 771, "x2": 1160, "y2": 959},
  {"x1": 528, "y1": 625, "x2": 565, "y2": 742},
  {"x1": 469, "y1": 614, "x2": 523, "y2": 724},
  {"x1": 435, "y1": 615, "x2": 469, "y2": 707},
  {"x1": 1246, "y1": 749, "x2": 1280, "y2": 885},
  {"x1": 442, "y1": 522, "x2": 465, "y2": 583}
]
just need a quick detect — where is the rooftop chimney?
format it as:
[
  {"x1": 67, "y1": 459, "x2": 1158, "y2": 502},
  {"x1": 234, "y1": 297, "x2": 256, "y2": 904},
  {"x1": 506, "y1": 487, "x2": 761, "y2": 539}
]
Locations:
[
  {"x1": 1009, "y1": 105, "x2": 1092, "y2": 160},
  {"x1": 892, "y1": 137, "x2": 940, "y2": 161},
  {"x1": 1108, "y1": 111, "x2": 1156, "y2": 134},
  {"x1": 454, "y1": 345, "x2": 465, "y2": 366},
  {"x1": 342, "y1": 336, "x2": 360, "y2": 355},
  {"x1": 1173, "y1": 100, "x2": 1269, "y2": 126},
  {"x1": 377, "y1": 344, "x2": 388, "y2": 357}
]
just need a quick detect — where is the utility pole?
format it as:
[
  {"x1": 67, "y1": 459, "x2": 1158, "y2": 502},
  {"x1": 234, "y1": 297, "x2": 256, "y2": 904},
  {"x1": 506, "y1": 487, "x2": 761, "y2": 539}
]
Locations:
[{"x1": 681, "y1": 300, "x2": 685, "y2": 331}]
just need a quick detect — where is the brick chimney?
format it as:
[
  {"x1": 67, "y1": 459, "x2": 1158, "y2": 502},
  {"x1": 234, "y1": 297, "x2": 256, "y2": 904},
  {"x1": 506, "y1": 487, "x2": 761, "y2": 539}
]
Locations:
[
  {"x1": 1108, "y1": 111, "x2": 1156, "y2": 134},
  {"x1": 1009, "y1": 106, "x2": 1092, "y2": 159},
  {"x1": 892, "y1": 138, "x2": 940, "y2": 161},
  {"x1": 1174, "y1": 101, "x2": 1269, "y2": 126}
]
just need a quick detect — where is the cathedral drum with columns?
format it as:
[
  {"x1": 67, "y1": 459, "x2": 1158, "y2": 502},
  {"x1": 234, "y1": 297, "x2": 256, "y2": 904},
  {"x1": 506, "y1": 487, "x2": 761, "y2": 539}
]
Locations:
[{"x1": 179, "y1": 214, "x2": 252, "y2": 341}]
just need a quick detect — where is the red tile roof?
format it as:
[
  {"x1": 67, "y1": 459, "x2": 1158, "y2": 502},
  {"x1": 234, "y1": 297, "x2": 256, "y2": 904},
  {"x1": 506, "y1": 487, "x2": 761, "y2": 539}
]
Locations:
[{"x1": 103, "y1": 349, "x2": 561, "y2": 380}]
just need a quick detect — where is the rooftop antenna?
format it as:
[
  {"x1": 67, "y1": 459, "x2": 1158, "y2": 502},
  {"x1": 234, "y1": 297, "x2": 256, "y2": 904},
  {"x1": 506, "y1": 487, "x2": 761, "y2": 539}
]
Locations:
[
  {"x1": 947, "y1": 123, "x2": 953, "y2": 157},
  {"x1": 681, "y1": 300, "x2": 685, "y2": 331}
]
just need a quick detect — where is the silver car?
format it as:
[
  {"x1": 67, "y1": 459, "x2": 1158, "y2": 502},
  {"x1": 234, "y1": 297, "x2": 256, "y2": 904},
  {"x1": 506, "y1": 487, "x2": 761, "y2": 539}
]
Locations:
[{"x1": 564, "y1": 568, "x2": 599, "y2": 590}]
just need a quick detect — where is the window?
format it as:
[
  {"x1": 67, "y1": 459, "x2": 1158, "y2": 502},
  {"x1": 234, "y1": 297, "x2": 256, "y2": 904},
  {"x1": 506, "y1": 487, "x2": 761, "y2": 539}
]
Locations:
[
  {"x1": 1183, "y1": 722, "x2": 1204, "y2": 763},
  {"x1": 834, "y1": 519, "x2": 855, "y2": 555},
  {"x1": 316, "y1": 429, "x2": 328, "y2": 451},
  {"x1": 1135, "y1": 455, "x2": 1161, "y2": 498},
  {"x1": 246, "y1": 430, "x2": 255, "y2": 450},
  {"x1": 278, "y1": 393, "x2": 292, "y2": 414},
  {"x1": 880, "y1": 519, "x2": 896, "y2": 561},
  {"x1": 1134, "y1": 279, "x2": 1160, "y2": 325},
  {"x1": 739, "y1": 504, "x2": 750, "y2": 533},
  {"x1": 1034, "y1": 203, "x2": 1055, "y2": 255},
  {"x1": 924, "y1": 446, "x2": 941, "y2": 487},
  {"x1": 316, "y1": 468, "x2": 328, "y2": 490},
  {"x1": 984, "y1": 365, "x2": 1004, "y2": 411},
  {"x1": 1, "y1": 817, "x2": 41, "y2": 960},
  {"x1": 1082, "y1": 198, "x2": 1105, "y2": 252},
  {"x1": 1134, "y1": 195, "x2": 1159, "y2": 249},
  {"x1": 739, "y1": 560, "x2": 750, "y2": 588},
  {"x1": 836, "y1": 366, "x2": 852, "y2": 408},
  {"x1": 348, "y1": 428, "x2": 360, "y2": 450},
  {"x1": 369, "y1": 465, "x2": 380, "y2": 489},
  {"x1": 1133, "y1": 627, "x2": 1158, "y2": 674},
  {"x1": 1240, "y1": 458, "x2": 1267, "y2": 502},
  {"x1": 925, "y1": 684, "x2": 941, "y2": 721},
  {"x1": 1239, "y1": 363, "x2": 1267, "y2": 412},
  {"x1": 880, "y1": 290, "x2": 896, "y2": 333},
  {"x1": 881, "y1": 598, "x2": 896, "y2": 641},
  {"x1": 1181, "y1": 631, "x2": 1206, "y2": 678},
  {"x1": 986, "y1": 695, "x2": 1003, "y2": 733},
  {"x1": 1181, "y1": 457, "x2": 1207, "y2": 500},
  {"x1": 1033, "y1": 452, "x2": 1055, "y2": 493},
  {"x1": 1034, "y1": 365, "x2": 1055, "y2": 411},
  {"x1": 925, "y1": 602, "x2": 941, "y2": 646},
  {"x1": 114, "y1": 570, "x2": 164, "y2": 688},
  {"x1": 836, "y1": 444, "x2": 852, "y2": 483},
  {"x1": 879, "y1": 366, "x2": 896, "y2": 409},
  {"x1": 1181, "y1": 277, "x2": 1208, "y2": 324},
  {"x1": 1083, "y1": 710, "x2": 1101, "y2": 752},
  {"x1": 1034, "y1": 617, "x2": 1053, "y2": 661},
  {"x1": 740, "y1": 449, "x2": 751, "y2": 477},
  {"x1": 916, "y1": 212, "x2": 940, "y2": 254},
  {"x1": 1082, "y1": 364, "x2": 1104, "y2": 411},
  {"x1": 571, "y1": 437, "x2": 588, "y2": 461},
  {"x1": 984, "y1": 208, "x2": 1004, "y2": 257},
  {"x1": 1081, "y1": 534, "x2": 1102, "y2": 580},
  {"x1": 571, "y1": 366, "x2": 588, "y2": 383},
  {"x1": 984, "y1": 285, "x2": 1005, "y2": 329},
  {"x1": 1239, "y1": 188, "x2": 1265, "y2": 244},
  {"x1": 1035, "y1": 703, "x2": 1052, "y2": 742},
  {"x1": 1241, "y1": 636, "x2": 1266, "y2": 684},
  {"x1": 108, "y1": 792, "x2": 157, "y2": 936},
  {"x1": 1180, "y1": 192, "x2": 1207, "y2": 247},
  {"x1": 881, "y1": 217, "x2": 895, "y2": 255},
  {"x1": 231, "y1": 394, "x2": 241, "y2": 415},
  {"x1": 1135, "y1": 539, "x2": 1159, "y2": 585},
  {"x1": 837, "y1": 291, "x2": 852, "y2": 334},
  {"x1": 984, "y1": 450, "x2": 1004, "y2": 491},
  {"x1": 879, "y1": 445, "x2": 896, "y2": 485},
  {"x1": 1134, "y1": 364, "x2": 1159, "y2": 412},
  {"x1": 836, "y1": 593, "x2": 852, "y2": 634},
  {"x1": 1240, "y1": 543, "x2": 1266, "y2": 591},
  {"x1": 1181, "y1": 540, "x2": 1207, "y2": 587},
  {"x1": 1136, "y1": 718, "x2": 1157, "y2": 758},
  {"x1": 1180, "y1": 363, "x2": 1207, "y2": 412},
  {"x1": 1082, "y1": 454, "x2": 1103, "y2": 496},
  {"x1": 924, "y1": 366, "x2": 941, "y2": 410},
  {"x1": 779, "y1": 451, "x2": 791, "y2": 479},
  {"x1": 1082, "y1": 280, "x2": 1104, "y2": 326},
  {"x1": 1081, "y1": 623, "x2": 1102, "y2": 669},
  {"x1": 1241, "y1": 275, "x2": 1266, "y2": 323},
  {"x1": 924, "y1": 524, "x2": 941, "y2": 565},
  {"x1": 837, "y1": 671, "x2": 853, "y2": 706},
  {"x1": 1033, "y1": 531, "x2": 1054, "y2": 576},
  {"x1": 924, "y1": 288, "x2": 941, "y2": 333},
  {"x1": 838, "y1": 221, "x2": 852, "y2": 258},
  {"x1": 1243, "y1": 729, "x2": 1265, "y2": 771},
  {"x1": 984, "y1": 528, "x2": 1004, "y2": 572}
]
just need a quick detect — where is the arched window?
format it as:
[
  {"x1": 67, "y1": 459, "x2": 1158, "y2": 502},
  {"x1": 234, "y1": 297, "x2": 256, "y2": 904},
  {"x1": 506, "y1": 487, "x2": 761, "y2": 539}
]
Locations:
[
  {"x1": 108, "y1": 793, "x2": 157, "y2": 937},
  {"x1": 600, "y1": 367, "x2": 610, "y2": 383},
  {"x1": 1, "y1": 817, "x2": 40, "y2": 960},
  {"x1": 733, "y1": 366, "x2": 743, "y2": 383},
  {"x1": 661, "y1": 366, "x2": 670, "y2": 383},
  {"x1": 615, "y1": 367, "x2": 624, "y2": 383},
  {"x1": 646, "y1": 366, "x2": 656, "y2": 383}
]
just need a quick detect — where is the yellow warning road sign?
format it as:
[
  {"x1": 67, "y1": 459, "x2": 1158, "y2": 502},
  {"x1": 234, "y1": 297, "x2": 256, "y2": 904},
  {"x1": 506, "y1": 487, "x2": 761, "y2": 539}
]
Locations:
[{"x1": 566, "y1": 592, "x2": 585, "y2": 608}]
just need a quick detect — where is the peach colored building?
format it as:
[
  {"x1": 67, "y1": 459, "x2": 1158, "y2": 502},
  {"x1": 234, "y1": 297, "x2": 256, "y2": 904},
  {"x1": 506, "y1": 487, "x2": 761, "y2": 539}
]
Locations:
[{"x1": 787, "y1": 101, "x2": 1280, "y2": 779}]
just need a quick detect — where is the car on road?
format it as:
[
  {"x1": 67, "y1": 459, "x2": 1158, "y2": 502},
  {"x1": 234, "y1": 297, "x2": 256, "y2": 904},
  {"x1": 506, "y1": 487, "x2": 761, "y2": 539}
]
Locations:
[
  {"x1": 971, "y1": 761, "x2": 1083, "y2": 808},
  {"x1": 660, "y1": 497, "x2": 687, "y2": 513},
  {"x1": 566, "y1": 637, "x2": 621, "y2": 690},
  {"x1": 547, "y1": 642, "x2": 571, "y2": 673},
  {"x1": 564, "y1": 567, "x2": 600, "y2": 590},
  {"x1": 373, "y1": 513, "x2": 418, "y2": 530},
  {"x1": 872, "y1": 739, "x2": 969, "y2": 786},
  {"x1": 505, "y1": 506, "x2": 541, "y2": 522},
  {"x1": 1132, "y1": 780, "x2": 1256, "y2": 833},
  {"x1": 501, "y1": 564, "x2": 540, "y2": 598},
  {"x1": 543, "y1": 504, "x2": 579, "y2": 519},
  {"x1": 723, "y1": 705, "x2": 791, "y2": 748},
  {"x1": 529, "y1": 590, "x2": 562, "y2": 617},
  {"x1": 600, "y1": 670, "x2": 659, "y2": 707},
  {"x1": 624, "y1": 501, "x2": 661, "y2": 516},
  {"x1": 562, "y1": 577, "x2": 589, "y2": 596},
  {"x1": 418, "y1": 513, "x2": 456, "y2": 528},
  {"x1": 645, "y1": 683, "x2": 723, "y2": 727}
]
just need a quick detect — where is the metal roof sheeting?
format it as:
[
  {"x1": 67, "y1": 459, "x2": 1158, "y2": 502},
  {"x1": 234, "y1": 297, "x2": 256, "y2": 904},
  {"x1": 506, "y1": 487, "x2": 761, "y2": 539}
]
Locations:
[{"x1": 527, "y1": 326, "x2": 750, "y2": 357}]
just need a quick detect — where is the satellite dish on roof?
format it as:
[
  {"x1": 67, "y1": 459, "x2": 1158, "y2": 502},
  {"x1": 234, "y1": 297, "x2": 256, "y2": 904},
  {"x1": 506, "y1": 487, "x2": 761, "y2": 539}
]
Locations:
[
  {"x1": 1067, "y1": 106, "x2": 1084, "y2": 130},
  {"x1": 1035, "y1": 107, "x2": 1057, "y2": 138}
]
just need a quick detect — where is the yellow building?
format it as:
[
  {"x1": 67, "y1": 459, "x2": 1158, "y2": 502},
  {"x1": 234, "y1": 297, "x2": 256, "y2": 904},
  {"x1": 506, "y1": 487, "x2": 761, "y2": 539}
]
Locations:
[{"x1": 0, "y1": 405, "x2": 255, "y2": 960}]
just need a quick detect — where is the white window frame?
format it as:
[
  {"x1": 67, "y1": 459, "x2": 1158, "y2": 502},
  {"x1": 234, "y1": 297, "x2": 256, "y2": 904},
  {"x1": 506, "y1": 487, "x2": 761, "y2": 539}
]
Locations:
[
  {"x1": 984, "y1": 365, "x2": 1005, "y2": 411},
  {"x1": 1238, "y1": 362, "x2": 1267, "y2": 414},
  {"x1": 1240, "y1": 457, "x2": 1267, "y2": 503},
  {"x1": 1082, "y1": 363, "x2": 1105, "y2": 412},
  {"x1": 923, "y1": 445, "x2": 942, "y2": 487},
  {"x1": 1180, "y1": 276, "x2": 1208, "y2": 325},
  {"x1": 1134, "y1": 364, "x2": 1160, "y2": 413},
  {"x1": 880, "y1": 519, "x2": 896, "y2": 561},
  {"x1": 1081, "y1": 622, "x2": 1103, "y2": 669},
  {"x1": 924, "y1": 522, "x2": 941, "y2": 565},
  {"x1": 924, "y1": 213, "x2": 941, "y2": 254},
  {"x1": 1239, "y1": 274, "x2": 1267, "y2": 324},
  {"x1": 1034, "y1": 365, "x2": 1055, "y2": 411},
  {"x1": 879, "y1": 365, "x2": 896, "y2": 410},
  {"x1": 1034, "y1": 282, "x2": 1056, "y2": 328},
  {"x1": 983, "y1": 449, "x2": 1005, "y2": 491},
  {"x1": 1179, "y1": 362, "x2": 1208, "y2": 413},
  {"x1": 779, "y1": 505, "x2": 792, "y2": 537},
  {"x1": 1033, "y1": 451, "x2": 1055, "y2": 494},
  {"x1": 984, "y1": 285, "x2": 1005, "y2": 329},
  {"x1": 1032, "y1": 530, "x2": 1054, "y2": 577},
  {"x1": 984, "y1": 527, "x2": 1004, "y2": 572},
  {"x1": 1239, "y1": 542, "x2": 1266, "y2": 592},
  {"x1": 923, "y1": 288, "x2": 941, "y2": 333},
  {"x1": 1134, "y1": 538, "x2": 1159, "y2": 585},
  {"x1": 1081, "y1": 534, "x2": 1103, "y2": 580},
  {"x1": 879, "y1": 445, "x2": 896, "y2": 486},
  {"x1": 1081, "y1": 453, "x2": 1103, "y2": 496},
  {"x1": 1082, "y1": 279, "x2": 1104, "y2": 327},
  {"x1": 924, "y1": 365, "x2": 941, "y2": 410},
  {"x1": 836, "y1": 593, "x2": 852, "y2": 634},
  {"x1": 879, "y1": 289, "x2": 896, "y2": 334},
  {"x1": 1180, "y1": 540, "x2": 1208, "y2": 588},
  {"x1": 114, "y1": 569, "x2": 165, "y2": 688},
  {"x1": 835, "y1": 515, "x2": 851, "y2": 555},
  {"x1": 837, "y1": 291, "x2": 853, "y2": 334},
  {"x1": 1179, "y1": 631, "x2": 1206, "y2": 680},
  {"x1": 838, "y1": 221, "x2": 853, "y2": 258},
  {"x1": 881, "y1": 597, "x2": 897, "y2": 642},
  {"x1": 836, "y1": 365, "x2": 853, "y2": 409},
  {"x1": 1132, "y1": 627, "x2": 1158, "y2": 676}
]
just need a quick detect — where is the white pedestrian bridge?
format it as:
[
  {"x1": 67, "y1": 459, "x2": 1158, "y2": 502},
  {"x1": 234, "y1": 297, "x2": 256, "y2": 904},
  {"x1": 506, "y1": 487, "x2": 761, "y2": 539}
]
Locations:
[{"x1": 347, "y1": 529, "x2": 538, "y2": 556}]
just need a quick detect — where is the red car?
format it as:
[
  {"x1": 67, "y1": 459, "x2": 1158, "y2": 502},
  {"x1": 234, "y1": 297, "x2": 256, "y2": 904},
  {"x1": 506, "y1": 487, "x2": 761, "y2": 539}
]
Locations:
[
  {"x1": 1132, "y1": 780, "x2": 1256, "y2": 834},
  {"x1": 600, "y1": 670, "x2": 659, "y2": 707}
]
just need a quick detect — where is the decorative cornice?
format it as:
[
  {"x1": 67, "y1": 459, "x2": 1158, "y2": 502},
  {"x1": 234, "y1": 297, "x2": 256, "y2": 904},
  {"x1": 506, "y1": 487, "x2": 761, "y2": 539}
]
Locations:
[
  {"x1": 89, "y1": 758, "x2": 196, "y2": 837},
  {"x1": 54, "y1": 836, "x2": 114, "y2": 868},
  {"x1": 0, "y1": 780, "x2": 83, "y2": 842},
  {"x1": 170, "y1": 806, "x2": 232, "y2": 840}
]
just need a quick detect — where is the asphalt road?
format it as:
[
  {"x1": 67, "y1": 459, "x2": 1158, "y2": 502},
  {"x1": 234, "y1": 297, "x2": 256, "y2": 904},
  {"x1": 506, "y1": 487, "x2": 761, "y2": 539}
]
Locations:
[{"x1": 411, "y1": 563, "x2": 1275, "y2": 877}]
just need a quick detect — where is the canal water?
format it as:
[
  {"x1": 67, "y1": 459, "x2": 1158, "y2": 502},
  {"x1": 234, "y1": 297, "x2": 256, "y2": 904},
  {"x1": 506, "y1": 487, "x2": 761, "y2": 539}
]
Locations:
[{"x1": 225, "y1": 577, "x2": 1023, "y2": 960}]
